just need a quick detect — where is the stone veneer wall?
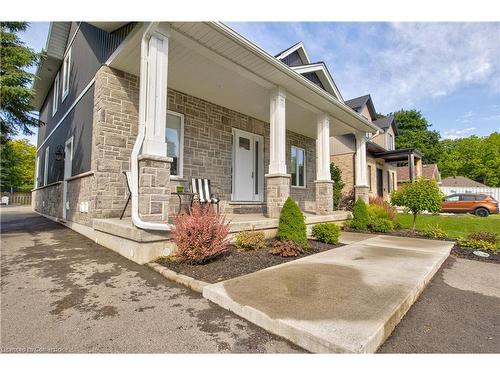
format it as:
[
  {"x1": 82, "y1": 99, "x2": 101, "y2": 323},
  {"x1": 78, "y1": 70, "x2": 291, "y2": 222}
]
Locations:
[
  {"x1": 91, "y1": 66, "x2": 139, "y2": 219},
  {"x1": 331, "y1": 153, "x2": 355, "y2": 195},
  {"x1": 66, "y1": 174, "x2": 94, "y2": 226},
  {"x1": 32, "y1": 183, "x2": 63, "y2": 219},
  {"x1": 166, "y1": 89, "x2": 317, "y2": 214},
  {"x1": 367, "y1": 154, "x2": 397, "y2": 200}
]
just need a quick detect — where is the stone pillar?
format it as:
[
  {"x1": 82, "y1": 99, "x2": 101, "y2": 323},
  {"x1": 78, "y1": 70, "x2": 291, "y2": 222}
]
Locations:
[
  {"x1": 265, "y1": 174, "x2": 291, "y2": 218},
  {"x1": 315, "y1": 113, "x2": 334, "y2": 214},
  {"x1": 354, "y1": 132, "x2": 369, "y2": 203},
  {"x1": 265, "y1": 87, "x2": 290, "y2": 218},
  {"x1": 138, "y1": 155, "x2": 172, "y2": 222},
  {"x1": 415, "y1": 156, "x2": 422, "y2": 178},
  {"x1": 409, "y1": 153, "x2": 415, "y2": 182}
]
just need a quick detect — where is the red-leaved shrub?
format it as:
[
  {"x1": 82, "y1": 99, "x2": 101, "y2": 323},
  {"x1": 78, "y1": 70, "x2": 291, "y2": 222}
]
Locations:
[
  {"x1": 172, "y1": 203, "x2": 230, "y2": 263},
  {"x1": 369, "y1": 195, "x2": 397, "y2": 221},
  {"x1": 269, "y1": 240, "x2": 304, "y2": 257}
]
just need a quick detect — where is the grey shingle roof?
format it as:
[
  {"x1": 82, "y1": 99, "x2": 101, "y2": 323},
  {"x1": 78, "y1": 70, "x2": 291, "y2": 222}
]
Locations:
[
  {"x1": 441, "y1": 176, "x2": 488, "y2": 188},
  {"x1": 344, "y1": 95, "x2": 371, "y2": 111}
]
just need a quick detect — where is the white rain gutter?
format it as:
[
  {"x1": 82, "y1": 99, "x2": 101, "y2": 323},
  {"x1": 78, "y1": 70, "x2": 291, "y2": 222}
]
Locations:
[
  {"x1": 131, "y1": 22, "x2": 173, "y2": 231},
  {"x1": 368, "y1": 130, "x2": 380, "y2": 141}
]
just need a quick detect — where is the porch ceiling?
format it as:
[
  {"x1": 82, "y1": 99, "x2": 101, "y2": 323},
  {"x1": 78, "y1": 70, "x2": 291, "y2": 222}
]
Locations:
[{"x1": 109, "y1": 22, "x2": 377, "y2": 139}]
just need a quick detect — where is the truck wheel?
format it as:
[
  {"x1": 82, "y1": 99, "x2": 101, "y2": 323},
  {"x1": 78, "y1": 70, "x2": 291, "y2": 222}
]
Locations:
[{"x1": 475, "y1": 207, "x2": 489, "y2": 217}]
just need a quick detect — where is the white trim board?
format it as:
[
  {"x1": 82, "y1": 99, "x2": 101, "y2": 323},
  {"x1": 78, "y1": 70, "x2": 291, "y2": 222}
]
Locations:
[{"x1": 36, "y1": 77, "x2": 96, "y2": 152}]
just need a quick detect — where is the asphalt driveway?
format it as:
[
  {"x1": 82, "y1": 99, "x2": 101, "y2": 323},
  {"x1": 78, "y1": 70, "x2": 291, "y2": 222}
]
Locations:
[{"x1": 0, "y1": 206, "x2": 301, "y2": 353}]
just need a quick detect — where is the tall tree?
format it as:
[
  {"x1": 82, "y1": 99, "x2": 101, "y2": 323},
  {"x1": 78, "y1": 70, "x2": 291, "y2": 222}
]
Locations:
[
  {"x1": 0, "y1": 138, "x2": 36, "y2": 192},
  {"x1": 0, "y1": 22, "x2": 42, "y2": 144},
  {"x1": 392, "y1": 109, "x2": 442, "y2": 164}
]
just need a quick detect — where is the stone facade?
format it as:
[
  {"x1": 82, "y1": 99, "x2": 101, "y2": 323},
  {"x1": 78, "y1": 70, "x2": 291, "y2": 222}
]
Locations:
[
  {"x1": 32, "y1": 182, "x2": 63, "y2": 219},
  {"x1": 138, "y1": 156, "x2": 171, "y2": 222},
  {"x1": 91, "y1": 66, "x2": 139, "y2": 219},
  {"x1": 354, "y1": 185, "x2": 370, "y2": 203},
  {"x1": 265, "y1": 175, "x2": 291, "y2": 218},
  {"x1": 315, "y1": 181, "x2": 334, "y2": 214},
  {"x1": 66, "y1": 174, "x2": 94, "y2": 226},
  {"x1": 331, "y1": 153, "x2": 355, "y2": 195},
  {"x1": 366, "y1": 154, "x2": 398, "y2": 200}
]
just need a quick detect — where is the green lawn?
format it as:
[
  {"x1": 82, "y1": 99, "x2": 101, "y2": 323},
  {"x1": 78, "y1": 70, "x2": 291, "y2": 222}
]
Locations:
[{"x1": 396, "y1": 213, "x2": 500, "y2": 239}]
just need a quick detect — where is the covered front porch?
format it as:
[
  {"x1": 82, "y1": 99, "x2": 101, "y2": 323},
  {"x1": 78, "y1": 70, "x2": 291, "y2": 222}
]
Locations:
[{"x1": 101, "y1": 22, "x2": 378, "y2": 230}]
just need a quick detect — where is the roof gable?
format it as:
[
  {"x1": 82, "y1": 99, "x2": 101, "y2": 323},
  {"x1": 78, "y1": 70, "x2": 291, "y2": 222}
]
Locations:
[
  {"x1": 345, "y1": 95, "x2": 377, "y2": 121},
  {"x1": 275, "y1": 41, "x2": 311, "y2": 65},
  {"x1": 291, "y1": 63, "x2": 344, "y2": 102},
  {"x1": 373, "y1": 115, "x2": 398, "y2": 135}
]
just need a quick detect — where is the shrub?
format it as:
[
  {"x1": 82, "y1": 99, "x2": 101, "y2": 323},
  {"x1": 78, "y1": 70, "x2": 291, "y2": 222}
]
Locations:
[
  {"x1": 390, "y1": 177, "x2": 444, "y2": 230},
  {"x1": 269, "y1": 240, "x2": 303, "y2": 257},
  {"x1": 350, "y1": 198, "x2": 369, "y2": 230},
  {"x1": 330, "y1": 163, "x2": 345, "y2": 209},
  {"x1": 369, "y1": 196, "x2": 397, "y2": 221},
  {"x1": 467, "y1": 231, "x2": 497, "y2": 244},
  {"x1": 312, "y1": 223, "x2": 340, "y2": 244},
  {"x1": 369, "y1": 218, "x2": 394, "y2": 233},
  {"x1": 172, "y1": 203, "x2": 230, "y2": 263},
  {"x1": 277, "y1": 197, "x2": 308, "y2": 248},
  {"x1": 456, "y1": 237, "x2": 498, "y2": 252},
  {"x1": 421, "y1": 224, "x2": 447, "y2": 239},
  {"x1": 235, "y1": 230, "x2": 266, "y2": 251},
  {"x1": 339, "y1": 188, "x2": 355, "y2": 211},
  {"x1": 368, "y1": 203, "x2": 390, "y2": 221}
]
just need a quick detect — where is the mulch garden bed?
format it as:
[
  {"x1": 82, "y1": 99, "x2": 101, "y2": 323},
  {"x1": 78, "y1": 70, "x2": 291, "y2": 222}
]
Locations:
[
  {"x1": 343, "y1": 227, "x2": 456, "y2": 241},
  {"x1": 156, "y1": 239, "x2": 343, "y2": 284},
  {"x1": 451, "y1": 245, "x2": 500, "y2": 264}
]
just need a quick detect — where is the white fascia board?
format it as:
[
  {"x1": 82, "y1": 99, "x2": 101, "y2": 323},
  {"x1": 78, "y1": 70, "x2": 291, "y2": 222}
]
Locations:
[
  {"x1": 291, "y1": 63, "x2": 344, "y2": 103},
  {"x1": 275, "y1": 41, "x2": 311, "y2": 64}
]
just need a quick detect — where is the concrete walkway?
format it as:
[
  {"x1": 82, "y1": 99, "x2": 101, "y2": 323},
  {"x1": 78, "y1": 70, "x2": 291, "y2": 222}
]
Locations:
[{"x1": 203, "y1": 233, "x2": 454, "y2": 353}]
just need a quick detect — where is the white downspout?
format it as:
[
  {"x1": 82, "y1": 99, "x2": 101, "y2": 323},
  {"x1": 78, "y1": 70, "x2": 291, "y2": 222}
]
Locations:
[
  {"x1": 367, "y1": 130, "x2": 380, "y2": 141},
  {"x1": 131, "y1": 22, "x2": 173, "y2": 231}
]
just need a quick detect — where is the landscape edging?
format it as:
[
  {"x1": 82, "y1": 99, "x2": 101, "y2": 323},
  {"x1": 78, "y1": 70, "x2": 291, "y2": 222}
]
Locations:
[{"x1": 146, "y1": 262, "x2": 210, "y2": 293}]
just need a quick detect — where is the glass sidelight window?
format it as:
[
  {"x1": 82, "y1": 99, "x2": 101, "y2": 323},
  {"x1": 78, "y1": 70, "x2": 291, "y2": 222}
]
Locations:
[
  {"x1": 291, "y1": 146, "x2": 306, "y2": 187},
  {"x1": 166, "y1": 111, "x2": 184, "y2": 177}
]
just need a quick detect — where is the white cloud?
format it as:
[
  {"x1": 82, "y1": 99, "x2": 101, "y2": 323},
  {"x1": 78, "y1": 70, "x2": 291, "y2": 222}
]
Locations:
[{"x1": 443, "y1": 127, "x2": 477, "y2": 139}]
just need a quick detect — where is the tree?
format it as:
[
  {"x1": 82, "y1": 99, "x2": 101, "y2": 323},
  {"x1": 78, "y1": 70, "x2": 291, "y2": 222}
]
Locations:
[
  {"x1": 1, "y1": 22, "x2": 42, "y2": 144},
  {"x1": 330, "y1": 162, "x2": 345, "y2": 209},
  {"x1": 392, "y1": 109, "x2": 442, "y2": 164},
  {"x1": 0, "y1": 138, "x2": 36, "y2": 192},
  {"x1": 437, "y1": 133, "x2": 500, "y2": 187},
  {"x1": 390, "y1": 178, "x2": 444, "y2": 230}
]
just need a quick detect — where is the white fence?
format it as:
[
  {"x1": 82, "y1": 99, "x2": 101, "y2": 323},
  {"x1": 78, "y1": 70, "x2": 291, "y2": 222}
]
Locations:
[{"x1": 440, "y1": 186, "x2": 500, "y2": 202}]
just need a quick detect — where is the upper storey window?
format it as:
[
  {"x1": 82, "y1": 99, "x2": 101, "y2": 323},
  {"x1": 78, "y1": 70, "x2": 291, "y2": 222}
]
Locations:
[
  {"x1": 52, "y1": 72, "x2": 60, "y2": 116},
  {"x1": 62, "y1": 48, "x2": 71, "y2": 101}
]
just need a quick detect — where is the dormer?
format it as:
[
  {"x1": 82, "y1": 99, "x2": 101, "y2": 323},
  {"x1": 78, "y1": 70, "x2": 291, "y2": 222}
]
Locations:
[
  {"x1": 276, "y1": 42, "x2": 344, "y2": 102},
  {"x1": 344, "y1": 95, "x2": 377, "y2": 122}
]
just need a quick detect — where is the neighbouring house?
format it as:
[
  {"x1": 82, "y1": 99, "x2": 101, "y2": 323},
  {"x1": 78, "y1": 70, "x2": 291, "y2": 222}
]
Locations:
[
  {"x1": 397, "y1": 163, "x2": 440, "y2": 188},
  {"x1": 441, "y1": 176, "x2": 487, "y2": 188},
  {"x1": 440, "y1": 176, "x2": 500, "y2": 203},
  {"x1": 330, "y1": 94, "x2": 423, "y2": 200},
  {"x1": 31, "y1": 22, "x2": 385, "y2": 263}
]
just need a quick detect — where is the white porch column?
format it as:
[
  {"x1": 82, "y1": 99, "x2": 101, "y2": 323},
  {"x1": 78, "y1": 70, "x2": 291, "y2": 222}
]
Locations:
[
  {"x1": 354, "y1": 132, "x2": 369, "y2": 203},
  {"x1": 265, "y1": 87, "x2": 290, "y2": 218},
  {"x1": 316, "y1": 113, "x2": 331, "y2": 181},
  {"x1": 268, "y1": 87, "x2": 287, "y2": 175},
  {"x1": 142, "y1": 27, "x2": 170, "y2": 157},
  {"x1": 314, "y1": 113, "x2": 334, "y2": 214}
]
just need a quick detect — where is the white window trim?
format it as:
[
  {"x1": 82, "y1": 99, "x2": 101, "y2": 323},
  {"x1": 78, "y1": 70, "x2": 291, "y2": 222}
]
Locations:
[
  {"x1": 166, "y1": 110, "x2": 184, "y2": 178},
  {"x1": 43, "y1": 147, "x2": 50, "y2": 186},
  {"x1": 52, "y1": 72, "x2": 60, "y2": 116},
  {"x1": 291, "y1": 145, "x2": 306, "y2": 188},
  {"x1": 387, "y1": 133, "x2": 394, "y2": 151},
  {"x1": 62, "y1": 48, "x2": 71, "y2": 102},
  {"x1": 35, "y1": 156, "x2": 40, "y2": 188}
]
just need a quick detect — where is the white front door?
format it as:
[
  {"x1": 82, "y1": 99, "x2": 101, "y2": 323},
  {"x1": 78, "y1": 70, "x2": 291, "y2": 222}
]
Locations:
[
  {"x1": 62, "y1": 137, "x2": 73, "y2": 220},
  {"x1": 232, "y1": 129, "x2": 264, "y2": 202}
]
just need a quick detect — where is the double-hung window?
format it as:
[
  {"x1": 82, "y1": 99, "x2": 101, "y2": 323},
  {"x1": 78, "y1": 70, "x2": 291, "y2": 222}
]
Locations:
[
  {"x1": 62, "y1": 48, "x2": 71, "y2": 101},
  {"x1": 166, "y1": 111, "x2": 184, "y2": 177},
  {"x1": 291, "y1": 146, "x2": 306, "y2": 187},
  {"x1": 52, "y1": 72, "x2": 60, "y2": 116}
]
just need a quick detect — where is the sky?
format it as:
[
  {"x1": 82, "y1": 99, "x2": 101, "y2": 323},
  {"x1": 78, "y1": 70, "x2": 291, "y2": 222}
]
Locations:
[{"x1": 17, "y1": 22, "x2": 500, "y2": 145}]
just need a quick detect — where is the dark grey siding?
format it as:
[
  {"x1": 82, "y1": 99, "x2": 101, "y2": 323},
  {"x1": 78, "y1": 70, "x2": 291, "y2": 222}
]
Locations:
[
  {"x1": 281, "y1": 50, "x2": 303, "y2": 67},
  {"x1": 302, "y1": 72, "x2": 325, "y2": 90},
  {"x1": 36, "y1": 22, "x2": 136, "y2": 184}
]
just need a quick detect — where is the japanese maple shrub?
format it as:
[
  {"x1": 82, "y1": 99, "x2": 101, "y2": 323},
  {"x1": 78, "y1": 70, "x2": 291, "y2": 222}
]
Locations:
[
  {"x1": 172, "y1": 203, "x2": 230, "y2": 263},
  {"x1": 391, "y1": 177, "x2": 444, "y2": 230},
  {"x1": 277, "y1": 197, "x2": 308, "y2": 248}
]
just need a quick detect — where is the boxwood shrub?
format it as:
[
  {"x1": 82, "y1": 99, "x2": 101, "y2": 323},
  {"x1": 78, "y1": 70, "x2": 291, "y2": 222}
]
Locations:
[{"x1": 312, "y1": 223, "x2": 340, "y2": 244}]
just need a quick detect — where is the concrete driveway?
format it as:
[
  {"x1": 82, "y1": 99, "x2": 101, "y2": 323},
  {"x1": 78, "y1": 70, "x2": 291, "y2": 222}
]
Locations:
[{"x1": 0, "y1": 206, "x2": 301, "y2": 353}]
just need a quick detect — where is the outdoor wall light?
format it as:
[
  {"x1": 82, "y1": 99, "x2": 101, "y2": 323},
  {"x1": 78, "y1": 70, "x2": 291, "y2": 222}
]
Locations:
[{"x1": 55, "y1": 145, "x2": 65, "y2": 161}]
